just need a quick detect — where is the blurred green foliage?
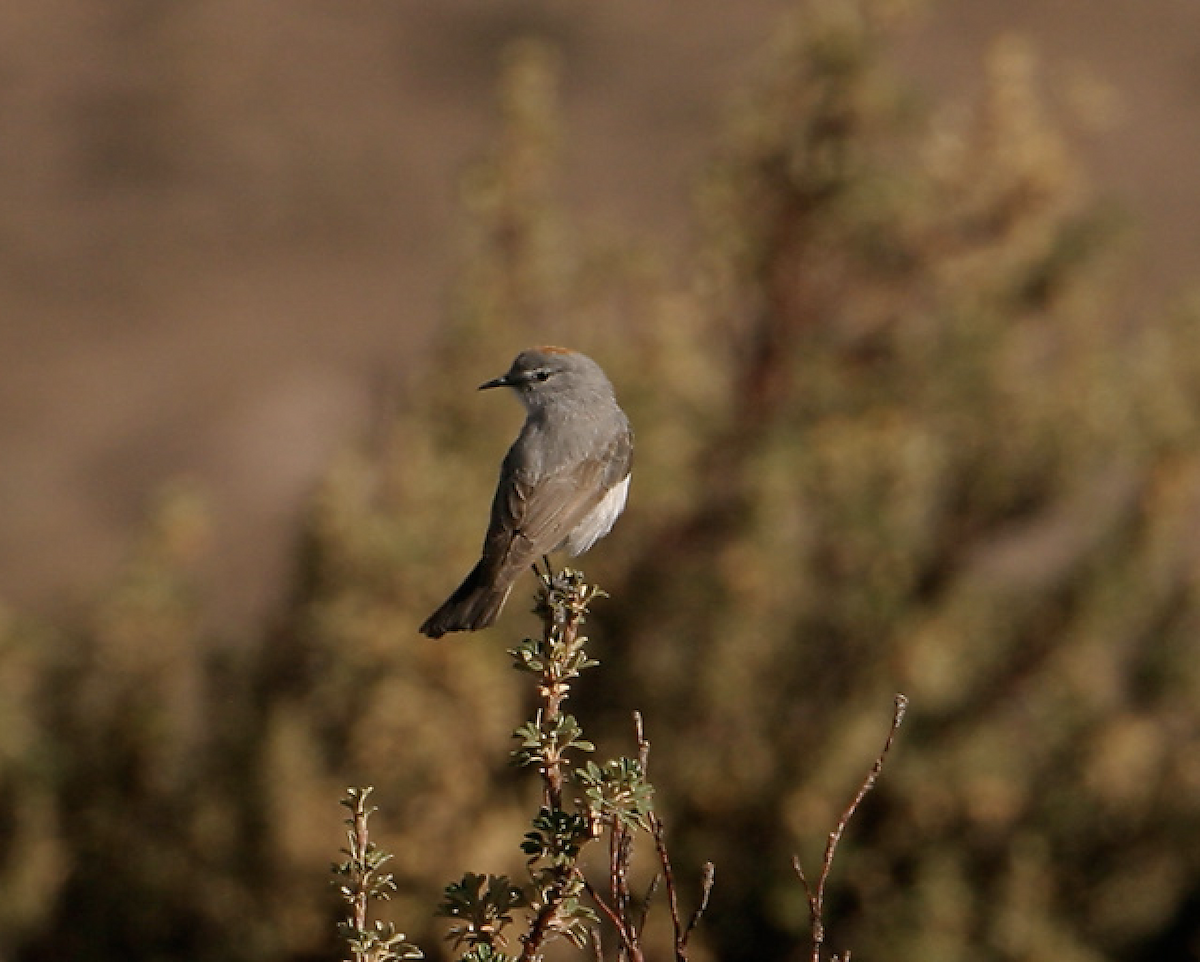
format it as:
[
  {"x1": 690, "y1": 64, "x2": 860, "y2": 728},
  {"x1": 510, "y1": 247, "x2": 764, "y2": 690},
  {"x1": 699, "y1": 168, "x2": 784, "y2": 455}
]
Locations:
[{"x1": 3, "y1": 2, "x2": 1200, "y2": 961}]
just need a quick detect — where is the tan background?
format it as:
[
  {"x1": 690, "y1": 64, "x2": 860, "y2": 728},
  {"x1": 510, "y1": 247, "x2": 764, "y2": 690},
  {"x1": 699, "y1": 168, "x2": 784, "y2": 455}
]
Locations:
[{"x1": 2, "y1": 0, "x2": 1197, "y2": 624}]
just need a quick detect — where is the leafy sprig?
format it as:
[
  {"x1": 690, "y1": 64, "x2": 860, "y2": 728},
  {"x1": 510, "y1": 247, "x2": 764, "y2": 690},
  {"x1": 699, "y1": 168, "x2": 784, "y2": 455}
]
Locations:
[{"x1": 333, "y1": 787, "x2": 423, "y2": 962}]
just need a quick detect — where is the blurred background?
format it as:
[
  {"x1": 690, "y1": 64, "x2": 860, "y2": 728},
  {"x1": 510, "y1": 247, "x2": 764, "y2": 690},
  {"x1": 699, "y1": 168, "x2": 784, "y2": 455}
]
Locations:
[{"x1": 2, "y1": 1, "x2": 1200, "y2": 960}]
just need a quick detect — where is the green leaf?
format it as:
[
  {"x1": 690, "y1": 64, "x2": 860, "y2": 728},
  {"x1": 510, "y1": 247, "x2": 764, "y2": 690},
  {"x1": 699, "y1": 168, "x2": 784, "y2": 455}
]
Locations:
[{"x1": 575, "y1": 757, "x2": 655, "y2": 831}]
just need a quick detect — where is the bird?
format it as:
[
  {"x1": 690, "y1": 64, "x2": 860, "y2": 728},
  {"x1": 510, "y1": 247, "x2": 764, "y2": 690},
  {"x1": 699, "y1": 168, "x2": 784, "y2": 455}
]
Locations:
[{"x1": 420, "y1": 347, "x2": 632, "y2": 638}]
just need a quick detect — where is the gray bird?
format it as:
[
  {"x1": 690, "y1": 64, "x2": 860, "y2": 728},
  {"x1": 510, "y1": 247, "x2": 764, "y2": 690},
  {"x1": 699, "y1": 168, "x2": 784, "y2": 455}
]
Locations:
[{"x1": 420, "y1": 347, "x2": 633, "y2": 638}]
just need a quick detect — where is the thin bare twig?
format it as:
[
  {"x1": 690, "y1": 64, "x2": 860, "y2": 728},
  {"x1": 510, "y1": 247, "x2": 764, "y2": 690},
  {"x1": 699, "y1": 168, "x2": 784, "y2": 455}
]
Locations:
[
  {"x1": 580, "y1": 873, "x2": 645, "y2": 962},
  {"x1": 635, "y1": 872, "x2": 661, "y2": 943},
  {"x1": 634, "y1": 711, "x2": 651, "y2": 772},
  {"x1": 794, "y1": 693, "x2": 908, "y2": 962},
  {"x1": 686, "y1": 861, "x2": 716, "y2": 942},
  {"x1": 652, "y1": 813, "x2": 715, "y2": 962}
]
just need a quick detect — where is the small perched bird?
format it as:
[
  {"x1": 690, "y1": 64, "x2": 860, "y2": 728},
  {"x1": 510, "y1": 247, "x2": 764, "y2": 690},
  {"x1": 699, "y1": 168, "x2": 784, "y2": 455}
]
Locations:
[{"x1": 420, "y1": 347, "x2": 633, "y2": 638}]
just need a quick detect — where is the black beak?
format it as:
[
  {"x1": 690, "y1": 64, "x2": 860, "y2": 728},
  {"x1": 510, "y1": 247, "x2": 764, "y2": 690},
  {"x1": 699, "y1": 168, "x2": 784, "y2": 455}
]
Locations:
[{"x1": 478, "y1": 373, "x2": 511, "y2": 390}]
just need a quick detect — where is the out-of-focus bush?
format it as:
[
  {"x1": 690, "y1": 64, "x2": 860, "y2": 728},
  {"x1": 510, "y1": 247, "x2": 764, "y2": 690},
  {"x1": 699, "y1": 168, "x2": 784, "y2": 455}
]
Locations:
[{"x1": 3, "y1": 3, "x2": 1200, "y2": 961}]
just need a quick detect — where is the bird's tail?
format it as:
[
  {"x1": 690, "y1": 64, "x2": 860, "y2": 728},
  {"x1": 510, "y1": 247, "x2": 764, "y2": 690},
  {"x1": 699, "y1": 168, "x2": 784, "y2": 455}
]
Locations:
[{"x1": 419, "y1": 561, "x2": 514, "y2": 638}]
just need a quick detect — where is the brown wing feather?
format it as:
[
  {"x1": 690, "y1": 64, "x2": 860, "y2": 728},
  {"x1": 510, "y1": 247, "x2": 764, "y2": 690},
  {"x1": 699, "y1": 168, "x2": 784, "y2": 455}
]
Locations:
[
  {"x1": 482, "y1": 428, "x2": 632, "y2": 587},
  {"x1": 420, "y1": 424, "x2": 631, "y2": 638}
]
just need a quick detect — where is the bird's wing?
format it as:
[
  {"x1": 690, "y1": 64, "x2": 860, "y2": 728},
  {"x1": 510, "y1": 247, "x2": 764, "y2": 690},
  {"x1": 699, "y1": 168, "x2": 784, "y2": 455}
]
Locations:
[{"x1": 482, "y1": 428, "x2": 632, "y2": 580}]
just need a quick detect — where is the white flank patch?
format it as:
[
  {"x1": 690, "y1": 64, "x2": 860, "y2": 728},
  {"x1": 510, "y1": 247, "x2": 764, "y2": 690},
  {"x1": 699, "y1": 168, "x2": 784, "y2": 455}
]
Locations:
[{"x1": 564, "y1": 473, "x2": 631, "y2": 555}]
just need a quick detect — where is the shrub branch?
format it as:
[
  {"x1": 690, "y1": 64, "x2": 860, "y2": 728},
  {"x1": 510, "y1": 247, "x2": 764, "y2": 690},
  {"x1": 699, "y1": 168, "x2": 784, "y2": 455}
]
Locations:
[{"x1": 792, "y1": 694, "x2": 909, "y2": 962}]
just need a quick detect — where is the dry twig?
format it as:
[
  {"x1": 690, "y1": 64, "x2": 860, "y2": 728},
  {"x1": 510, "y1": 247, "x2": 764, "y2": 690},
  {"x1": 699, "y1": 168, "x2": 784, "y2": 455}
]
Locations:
[{"x1": 793, "y1": 694, "x2": 909, "y2": 962}]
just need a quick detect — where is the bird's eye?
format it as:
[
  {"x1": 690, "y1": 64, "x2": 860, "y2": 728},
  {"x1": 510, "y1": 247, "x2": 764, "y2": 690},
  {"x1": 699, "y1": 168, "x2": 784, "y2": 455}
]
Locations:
[{"x1": 532, "y1": 368, "x2": 553, "y2": 382}]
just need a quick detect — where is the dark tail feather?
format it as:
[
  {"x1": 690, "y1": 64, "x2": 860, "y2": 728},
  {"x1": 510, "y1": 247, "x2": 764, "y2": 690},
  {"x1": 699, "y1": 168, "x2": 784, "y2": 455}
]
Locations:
[{"x1": 419, "y1": 561, "x2": 513, "y2": 638}]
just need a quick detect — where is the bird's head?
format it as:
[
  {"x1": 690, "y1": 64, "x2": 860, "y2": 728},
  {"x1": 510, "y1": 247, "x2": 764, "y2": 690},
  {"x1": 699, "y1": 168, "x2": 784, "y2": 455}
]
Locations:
[{"x1": 479, "y1": 347, "x2": 613, "y2": 411}]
